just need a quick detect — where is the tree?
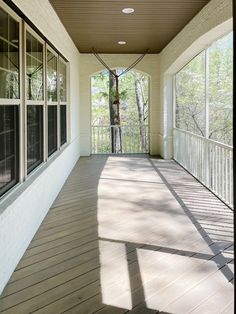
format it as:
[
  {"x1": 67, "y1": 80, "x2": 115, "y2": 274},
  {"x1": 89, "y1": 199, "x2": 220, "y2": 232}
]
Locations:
[
  {"x1": 175, "y1": 32, "x2": 233, "y2": 146},
  {"x1": 91, "y1": 69, "x2": 149, "y2": 153}
]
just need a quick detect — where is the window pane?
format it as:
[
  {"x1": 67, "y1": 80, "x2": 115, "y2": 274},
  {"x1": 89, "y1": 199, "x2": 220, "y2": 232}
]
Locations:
[
  {"x1": 9, "y1": 16, "x2": 19, "y2": 46},
  {"x1": 27, "y1": 105, "x2": 43, "y2": 173},
  {"x1": 0, "y1": 9, "x2": 19, "y2": 99},
  {"x1": 26, "y1": 32, "x2": 44, "y2": 101},
  {"x1": 48, "y1": 105, "x2": 57, "y2": 156},
  {"x1": 176, "y1": 51, "x2": 205, "y2": 136},
  {"x1": 208, "y1": 32, "x2": 233, "y2": 146},
  {"x1": 60, "y1": 105, "x2": 66, "y2": 145},
  {"x1": 59, "y1": 59, "x2": 66, "y2": 102},
  {"x1": 47, "y1": 50, "x2": 57, "y2": 102},
  {"x1": 0, "y1": 8, "x2": 8, "y2": 40},
  {"x1": 0, "y1": 105, "x2": 19, "y2": 196}
]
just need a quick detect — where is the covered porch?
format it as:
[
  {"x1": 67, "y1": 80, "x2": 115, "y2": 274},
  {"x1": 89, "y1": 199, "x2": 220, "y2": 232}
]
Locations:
[{"x1": 0, "y1": 156, "x2": 233, "y2": 313}]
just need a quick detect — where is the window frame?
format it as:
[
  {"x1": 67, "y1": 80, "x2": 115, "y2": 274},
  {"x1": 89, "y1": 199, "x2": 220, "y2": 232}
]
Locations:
[
  {"x1": 0, "y1": 2, "x2": 22, "y2": 195},
  {"x1": 58, "y1": 56, "x2": 68, "y2": 147},
  {"x1": 46, "y1": 44, "x2": 59, "y2": 157},
  {"x1": 24, "y1": 25, "x2": 46, "y2": 175},
  {"x1": 0, "y1": 0, "x2": 69, "y2": 200}
]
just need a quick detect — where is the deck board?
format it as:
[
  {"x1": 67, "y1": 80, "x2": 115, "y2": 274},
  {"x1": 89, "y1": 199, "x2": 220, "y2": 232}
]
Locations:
[{"x1": 0, "y1": 156, "x2": 234, "y2": 313}]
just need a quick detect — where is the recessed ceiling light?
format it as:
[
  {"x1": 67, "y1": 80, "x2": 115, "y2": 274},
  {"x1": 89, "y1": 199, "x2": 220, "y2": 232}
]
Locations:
[
  {"x1": 118, "y1": 41, "x2": 126, "y2": 45},
  {"x1": 122, "y1": 8, "x2": 135, "y2": 14}
]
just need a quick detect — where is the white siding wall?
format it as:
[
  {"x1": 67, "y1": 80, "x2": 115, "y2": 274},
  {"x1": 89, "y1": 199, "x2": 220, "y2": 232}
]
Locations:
[
  {"x1": 0, "y1": 0, "x2": 80, "y2": 293},
  {"x1": 79, "y1": 54, "x2": 160, "y2": 156},
  {"x1": 159, "y1": 0, "x2": 233, "y2": 158}
]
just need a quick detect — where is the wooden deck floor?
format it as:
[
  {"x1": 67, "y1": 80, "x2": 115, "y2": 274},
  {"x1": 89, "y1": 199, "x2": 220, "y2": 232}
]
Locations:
[{"x1": 0, "y1": 156, "x2": 234, "y2": 314}]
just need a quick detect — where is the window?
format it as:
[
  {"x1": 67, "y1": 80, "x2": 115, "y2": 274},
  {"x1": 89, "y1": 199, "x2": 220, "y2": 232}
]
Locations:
[
  {"x1": 175, "y1": 32, "x2": 233, "y2": 146},
  {"x1": 26, "y1": 31, "x2": 43, "y2": 101},
  {"x1": 0, "y1": 2, "x2": 68, "y2": 198},
  {"x1": 59, "y1": 58, "x2": 67, "y2": 146},
  {"x1": 0, "y1": 106, "x2": 19, "y2": 196},
  {"x1": 48, "y1": 105, "x2": 57, "y2": 156},
  {"x1": 47, "y1": 48, "x2": 58, "y2": 156},
  {"x1": 0, "y1": 6, "x2": 20, "y2": 197},
  {"x1": 27, "y1": 105, "x2": 43, "y2": 173},
  {"x1": 60, "y1": 105, "x2": 66, "y2": 145},
  {"x1": 59, "y1": 59, "x2": 66, "y2": 102},
  {"x1": 0, "y1": 8, "x2": 19, "y2": 99},
  {"x1": 47, "y1": 49, "x2": 57, "y2": 102},
  {"x1": 26, "y1": 30, "x2": 44, "y2": 173}
]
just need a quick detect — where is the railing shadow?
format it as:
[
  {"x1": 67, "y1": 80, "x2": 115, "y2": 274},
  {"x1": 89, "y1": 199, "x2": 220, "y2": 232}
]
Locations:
[{"x1": 148, "y1": 157, "x2": 234, "y2": 285}]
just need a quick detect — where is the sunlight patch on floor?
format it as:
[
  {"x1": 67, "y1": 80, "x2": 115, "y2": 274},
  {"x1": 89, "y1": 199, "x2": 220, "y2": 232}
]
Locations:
[
  {"x1": 99, "y1": 240, "x2": 132, "y2": 310},
  {"x1": 137, "y1": 248, "x2": 234, "y2": 312}
]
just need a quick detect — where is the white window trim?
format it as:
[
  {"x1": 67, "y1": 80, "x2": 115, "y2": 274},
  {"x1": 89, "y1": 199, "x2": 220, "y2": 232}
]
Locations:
[{"x1": 0, "y1": 0, "x2": 70, "y2": 201}]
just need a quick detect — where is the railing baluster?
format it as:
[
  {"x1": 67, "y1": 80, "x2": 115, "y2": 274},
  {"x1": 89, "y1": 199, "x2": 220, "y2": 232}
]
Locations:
[
  {"x1": 173, "y1": 128, "x2": 233, "y2": 208},
  {"x1": 91, "y1": 124, "x2": 149, "y2": 155}
]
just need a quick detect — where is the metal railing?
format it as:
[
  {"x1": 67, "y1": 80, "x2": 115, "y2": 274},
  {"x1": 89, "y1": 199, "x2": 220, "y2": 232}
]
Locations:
[
  {"x1": 92, "y1": 124, "x2": 149, "y2": 154},
  {"x1": 173, "y1": 128, "x2": 233, "y2": 208}
]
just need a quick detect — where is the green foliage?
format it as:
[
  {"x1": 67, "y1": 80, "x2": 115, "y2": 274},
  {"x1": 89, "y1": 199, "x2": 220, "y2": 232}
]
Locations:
[
  {"x1": 176, "y1": 32, "x2": 233, "y2": 146},
  {"x1": 91, "y1": 69, "x2": 149, "y2": 153},
  {"x1": 91, "y1": 69, "x2": 149, "y2": 127}
]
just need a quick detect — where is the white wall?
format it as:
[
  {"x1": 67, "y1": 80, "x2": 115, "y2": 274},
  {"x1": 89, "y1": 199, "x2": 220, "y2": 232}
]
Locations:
[
  {"x1": 0, "y1": 0, "x2": 80, "y2": 293},
  {"x1": 159, "y1": 0, "x2": 233, "y2": 159},
  {"x1": 79, "y1": 54, "x2": 160, "y2": 156}
]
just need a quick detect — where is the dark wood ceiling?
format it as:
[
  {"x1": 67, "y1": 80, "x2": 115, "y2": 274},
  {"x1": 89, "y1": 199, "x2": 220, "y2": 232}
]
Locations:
[{"x1": 49, "y1": 0, "x2": 210, "y2": 54}]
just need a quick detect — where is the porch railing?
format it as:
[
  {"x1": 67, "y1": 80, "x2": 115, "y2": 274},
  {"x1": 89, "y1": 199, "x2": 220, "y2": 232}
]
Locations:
[
  {"x1": 92, "y1": 125, "x2": 149, "y2": 154},
  {"x1": 173, "y1": 128, "x2": 233, "y2": 208}
]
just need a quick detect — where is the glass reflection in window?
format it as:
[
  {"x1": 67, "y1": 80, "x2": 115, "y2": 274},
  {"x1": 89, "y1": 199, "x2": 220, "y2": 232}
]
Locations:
[
  {"x1": 47, "y1": 50, "x2": 57, "y2": 102},
  {"x1": 0, "y1": 8, "x2": 19, "y2": 99},
  {"x1": 26, "y1": 32, "x2": 43, "y2": 101}
]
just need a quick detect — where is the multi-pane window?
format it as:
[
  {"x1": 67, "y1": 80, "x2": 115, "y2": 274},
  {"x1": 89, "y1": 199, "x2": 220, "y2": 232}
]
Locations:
[
  {"x1": 175, "y1": 32, "x2": 233, "y2": 146},
  {"x1": 0, "y1": 7, "x2": 19, "y2": 197},
  {"x1": 26, "y1": 30, "x2": 44, "y2": 173},
  {"x1": 0, "y1": 3, "x2": 68, "y2": 198}
]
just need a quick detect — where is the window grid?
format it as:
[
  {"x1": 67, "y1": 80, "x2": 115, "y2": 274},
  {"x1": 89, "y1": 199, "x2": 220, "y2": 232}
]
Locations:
[
  {"x1": 0, "y1": 1, "x2": 68, "y2": 198},
  {"x1": 0, "y1": 3, "x2": 21, "y2": 197}
]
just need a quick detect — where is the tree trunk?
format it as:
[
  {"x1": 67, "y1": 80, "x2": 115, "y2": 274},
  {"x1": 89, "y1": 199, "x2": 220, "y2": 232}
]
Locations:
[
  {"x1": 135, "y1": 79, "x2": 147, "y2": 151},
  {"x1": 109, "y1": 70, "x2": 122, "y2": 153}
]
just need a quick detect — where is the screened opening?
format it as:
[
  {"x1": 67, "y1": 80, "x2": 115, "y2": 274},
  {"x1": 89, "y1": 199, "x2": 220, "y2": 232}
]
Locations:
[
  {"x1": 27, "y1": 105, "x2": 43, "y2": 174},
  {"x1": 91, "y1": 69, "x2": 149, "y2": 154},
  {"x1": 48, "y1": 105, "x2": 57, "y2": 156},
  {"x1": 175, "y1": 51, "x2": 206, "y2": 137},
  {"x1": 174, "y1": 31, "x2": 233, "y2": 207},
  {"x1": 175, "y1": 32, "x2": 233, "y2": 146},
  {"x1": 0, "y1": 105, "x2": 19, "y2": 196}
]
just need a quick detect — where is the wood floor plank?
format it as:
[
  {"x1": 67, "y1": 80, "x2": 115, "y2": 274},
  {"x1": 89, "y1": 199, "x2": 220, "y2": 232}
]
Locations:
[{"x1": 0, "y1": 156, "x2": 233, "y2": 314}]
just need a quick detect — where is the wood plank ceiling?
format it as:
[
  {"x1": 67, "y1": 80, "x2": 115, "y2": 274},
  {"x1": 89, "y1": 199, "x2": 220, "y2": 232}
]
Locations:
[{"x1": 49, "y1": 0, "x2": 210, "y2": 54}]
